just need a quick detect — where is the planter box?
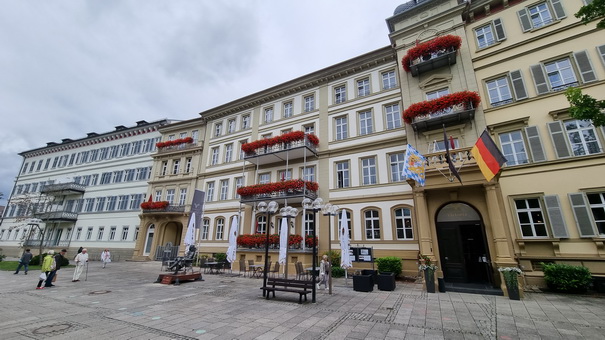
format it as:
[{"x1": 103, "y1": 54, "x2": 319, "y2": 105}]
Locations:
[
  {"x1": 361, "y1": 269, "x2": 378, "y2": 285},
  {"x1": 377, "y1": 272, "x2": 396, "y2": 291},
  {"x1": 353, "y1": 275, "x2": 374, "y2": 292}
]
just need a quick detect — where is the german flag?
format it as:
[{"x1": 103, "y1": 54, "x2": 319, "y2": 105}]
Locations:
[{"x1": 471, "y1": 130, "x2": 507, "y2": 182}]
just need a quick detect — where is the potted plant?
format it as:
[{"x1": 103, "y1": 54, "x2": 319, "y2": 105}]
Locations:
[
  {"x1": 419, "y1": 254, "x2": 437, "y2": 293},
  {"x1": 498, "y1": 266, "x2": 522, "y2": 300},
  {"x1": 375, "y1": 256, "x2": 401, "y2": 291}
]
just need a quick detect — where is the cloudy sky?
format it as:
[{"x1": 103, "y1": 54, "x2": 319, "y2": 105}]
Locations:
[{"x1": 0, "y1": 0, "x2": 404, "y2": 205}]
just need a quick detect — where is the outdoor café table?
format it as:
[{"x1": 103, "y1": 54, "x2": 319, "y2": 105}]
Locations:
[
  {"x1": 206, "y1": 262, "x2": 221, "y2": 274},
  {"x1": 249, "y1": 264, "x2": 264, "y2": 278}
]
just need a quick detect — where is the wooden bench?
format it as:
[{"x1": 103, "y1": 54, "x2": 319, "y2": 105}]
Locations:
[{"x1": 260, "y1": 278, "x2": 314, "y2": 304}]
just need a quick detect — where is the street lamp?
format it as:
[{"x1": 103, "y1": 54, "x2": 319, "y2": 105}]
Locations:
[
  {"x1": 303, "y1": 197, "x2": 323, "y2": 302},
  {"x1": 322, "y1": 203, "x2": 339, "y2": 295},
  {"x1": 258, "y1": 201, "x2": 278, "y2": 296}
]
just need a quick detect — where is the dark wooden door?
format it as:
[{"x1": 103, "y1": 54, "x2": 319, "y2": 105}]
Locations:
[{"x1": 437, "y1": 223, "x2": 466, "y2": 283}]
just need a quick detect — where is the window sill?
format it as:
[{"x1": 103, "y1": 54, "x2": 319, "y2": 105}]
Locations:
[
  {"x1": 475, "y1": 40, "x2": 503, "y2": 53},
  {"x1": 527, "y1": 19, "x2": 562, "y2": 33}
]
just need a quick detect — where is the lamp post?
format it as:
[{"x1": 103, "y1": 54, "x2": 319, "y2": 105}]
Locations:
[
  {"x1": 303, "y1": 197, "x2": 323, "y2": 302},
  {"x1": 322, "y1": 203, "x2": 339, "y2": 295},
  {"x1": 258, "y1": 201, "x2": 278, "y2": 297}
]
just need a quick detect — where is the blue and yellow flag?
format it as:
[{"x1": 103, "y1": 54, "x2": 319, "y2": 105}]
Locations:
[{"x1": 403, "y1": 144, "x2": 426, "y2": 186}]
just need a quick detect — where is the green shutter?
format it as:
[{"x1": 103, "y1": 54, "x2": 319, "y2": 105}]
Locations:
[
  {"x1": 509, "y1": 70, "x2": 528, "y2": 100},
  {"x1": 596, "y1": 45, "x2": 605, "y2": 67},
  {"x1": 517, "y1": 8, "x2": 532, "y2": 32},
  {"x1": 493, "y1": 18, "x2": 506, "y2": 41},
  {"x1": 550, "y1": 0, "x2": 566, "y2": 20},
  {"x1": 544, "y1": 195, "x2": 568, "y2": 238},
  {"x1": 525, "y1": 126, "x2": 547, "y2": 162},
  {"x1": 530, "y1": 64, "x2": 550, "y2": 95},
  {"x1": 573, "y1": 50, "x2": 597, "y2": 83},
  {"x1": 547, "y1": 121, "x2": 572, "y2": 158},
  {"x1": 568, "y1": 193, "x2": 597, "y2": 237}
]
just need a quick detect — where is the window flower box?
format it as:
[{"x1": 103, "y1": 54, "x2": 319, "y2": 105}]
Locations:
[
  {"x1": 241, "y1": 131, "x2": 319, "y2": 155},
  {"x1": 140, "y1": 201, "x2": 170, "y2": 210},
  {"x1": 402, "y1": 35, "x2": 462, "y2": 75},
  {"x1": 155, "y1": 137, "x2": 194, "y2": 149},
  {"x1": 237, "y1": 179, "x2": 319, "y2": 197},
  {"x1": 403, "y1": 91, "x2": 481, "y2": 132}
]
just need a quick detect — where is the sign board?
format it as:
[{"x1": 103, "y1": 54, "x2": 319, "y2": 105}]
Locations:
[{"x1": 350, "y1": 247, "x2": 373, "y2": 262}]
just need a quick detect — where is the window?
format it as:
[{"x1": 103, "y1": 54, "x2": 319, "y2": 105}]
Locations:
[
  {"x1": 206, "y1": 182, "x2": 215, "y2": 202},
  {"x1": 220, "y1": 180, "x2": 229, "y2": 200},
  {"x1": 385, "y1": 103, "x2": 402, "y2": 130},
  {"x1": 358, "y1": 110, "x2": 373, "y2": 135},
  {"x1": 474, "y1": 19, "x2": 506, "y2": 49},
  {"x1": 334, "y1": 85, "x2": 346, "y2": 104},
  {"x1": 335, "y1": 116, "x2": 348, "y2": 140},
  {"x1": 395, "y1": 208, "x2": 413, "y2": 239},
  {"x1": 224, "y1": 144, "x2": 233, "y2": 163},
  {"x1": 304, "y1": 95, "x2": 315, "y2": 112},
  {"x1": 426, "y1": 88, "x2": 451, "y2": 118},
  {"x1": 201, "y1": 219, "x2": 209, "y2": 240},
  {"x1": 136, "y1": 167, "x2": 149, "y2": 181},
  {"x1": 132, "y1": 140, "x2": 142, "y2": 154},
  {"x1": 100, "y1": 172, "x2": 112, "y2": 185},
  {"x1": 518, "y1": 0, "x2": 565, "y2": 32},
  {"x1": 239, "y1": 140, "x2": 247, "y2": 160},
  {"x1": 98, "y1": 227, "x2": 105, "y2": 240},
  {"x1": 166, "y1": 189, "x2": 175, "y2": 204},
  {"x1": 258, "y1": 173, "x2": 270, "y2": 184},
  {"x1": 499, "y1": 131, "x2": 529, "y2": 166},
  {"x1": 361, "y1": 157, "x2": 377, "y2": 185},
  {"x1": 216, "y1": 218, "x2": 225, "y2": 240},
  {"x1": 119, "y1": 143, "x2": 129, "y2": 157},
  {"x1": 382, "y1": 70, "x2": 397, "y2": 90},
  {"x1": 257, "y1": 215, "x2": 267, "y2": 234},
  {"x1": 486, "y1": 77, "x2": 513, "y2": 106},
  {"x1": 587, "y1": 193, "x2": 605, "y2": 236},
  {"x1": 179, "y1": 188, "x2": 187, "y2": 205},
  {"x1": 130, "y1": 194, "x2": 144, "y2": 210},
  {"x1": 118, "y1": 195, "x2": 129, "y2": 210},
  {"x1": 390, "y1": 152, "x2": 405, "y2": 182},
  {"x1": 109, "y1": 226, "x2": 116, "y2": 241},
  {"x1": 228, "y1": 119, "x2": 236, "y2": 133},
  {"x1": 364, "y1": 210, "x2": 380, "y2": 239},
  {"x1": 191, "y1": 130, "x2": 199, "y2": 143},
  {"x1": 304, "y1": 124, "x2": 315, "y2": 134},
  {"x1": 161, "y1": 161, "x2": 168, "y2": 176},
  {"x1": 283, "y1": 102, "x2": 293, "y2": 118},
  {"x1": 302, "y1": 166, "x2": 315, "y2": 182},
  {"x1": 86, "y1": 227, "x2": 93, "y2": 240},
  {"x1": 278, "y1": 169, "x2": 292, "y2": 181},
  {"x1": 241, "y1": 115, "x2": 250, "y2": 129},
  {"x1": 154, "y1": 190, "x2": 162, "y2": 202},
  {"x1": 564, "y1": 120, "x2": 601, "y2": 156},
  {"x1": 211, "y1": 147, "x2": 219, "y2": 165},
  {"x1": 121, "y1": 227, "x2": 129, "y2": 241},
  {"x1": 185, "y1": 157, "x2": 192, "y2": 173},
  {"x1": 263, "y1": 107, "x2": 273, "y2": 123},
  {"x1": 514, "y1": 198, "x2": 548, "y2": 237},
  {"x1": 125, "y1": 169, "x2": 135, "y2": 182},
  {"x1": 106, "y1": 196, "x2": 117, "y2": 211},
  {"x1": 531, "y1": 51, "x2": 597, "y2": 95},
  {"x1": 76, "y1": 227, "x2": 82, "y2": 240},
  {"x1": 235, "y1": 177, "x2": 243, "y2": 199},
  {"x1": 95, "y1": 197, "x2": 106, "y2": 212},
  {"x1": 113, "y1": 170, "x2": 124, "y2": 183},
  {"x1": 85, "y1": 198, "x2": 95, "y2": 212},
  {"x1": 545, "y1": 58, "x2": 578, "y2": 91},
  {"x1": 172, "y1": 159, "x2": 180, "y2": 175},
  {"x1": 336, "y1": 161, "x2": 350, "y2": 188},
  {"x1": 215, "y1": 123, "x2": 223, "y2": 137},
  {"x1": 304, "y1": 212, "x2": 314, "y2": 236},
  {"x1": 357, "y1": 78, "x2": 370, "y2": 97}
]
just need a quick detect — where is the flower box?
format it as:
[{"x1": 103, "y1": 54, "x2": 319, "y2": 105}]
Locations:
[
  {"x1": 403, "y1": 91, "x2": 481, "y2": 125},
  {"x1": 237, "y1": 179, "x2": 319, "y2": 197},
  {"x1": 236, "y1": 233, "x2": 304, "y2": 248},
  {"x1": 155, "y1": 137, "x2": 194, "y2": 149},
  {"x1": 140, "y1": 201, "x2": 170, "y2": 210},
  {"x1": 241, "y1": 131, "x2": 319, "y2": 155},
  {"x1": 402, "y1": 35, "x2": 462, "y2": 73}
]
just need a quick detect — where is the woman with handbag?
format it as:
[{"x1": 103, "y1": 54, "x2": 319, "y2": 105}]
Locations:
[{"x1": 36, "y1": 250, "x2": 56, "y2": 290}]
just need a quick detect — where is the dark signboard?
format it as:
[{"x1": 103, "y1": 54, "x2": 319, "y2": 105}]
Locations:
[{"x1": 350, "y1": 247, "x2": 373, "y2": 262}]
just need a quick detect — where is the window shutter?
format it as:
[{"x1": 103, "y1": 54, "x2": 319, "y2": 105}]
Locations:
[
  {"x1": 509, "y1": 70, "x2": 528, "y2": 100},
  {"x1": 493, "y1": 18, "x2": 506, "y2": 41},
  {"x1": 543, "y1": 195, "x2": 569, "y2": 238},
  {"x1": 568, "y1": 193, "x2": 597, "y2": 237},
  {"x1": 547, "y1": 121, "x2": 572, "y2": 158},
  {"x1": 549, "y1": 0, "x2": 566, "y2": 20},
  {"x1": 530, "y1": 64, "x2": 550, "y2": 95},
  {"x1": 596, "y1": 45, "x2": 605, "y2": 68},
  {"x1": 517, "y1": 8, "x2": 532, "y2": 32},
  {"x1": 573, "y1": 50, "x2": 597, "y2": 83},
  {"x1": 524, "y1": 126, "x2": 547, "y2": 162}
]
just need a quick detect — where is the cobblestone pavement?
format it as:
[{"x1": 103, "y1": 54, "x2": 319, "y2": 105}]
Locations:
[{"x1": 1, "y1": 261, "x2": 604, "y2": 339}]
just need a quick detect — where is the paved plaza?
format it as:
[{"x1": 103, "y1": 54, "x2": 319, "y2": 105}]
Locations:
[{"x1": 1, "y1": 260, "x2": 604, "y2": 340}]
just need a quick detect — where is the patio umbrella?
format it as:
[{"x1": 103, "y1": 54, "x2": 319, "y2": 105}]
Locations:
[
  {"x1": 340, "y1": 209, "x2": 352, "y2": 269},
  {"x1": 184, "y1": 212, "x2": 196, "y2": 248},
  {"x1": 278, "y1": 217, "x2": 288, "y2": 264},
  {"x1": 226, "y1": 216, "x2": 239, "y2": 263}
]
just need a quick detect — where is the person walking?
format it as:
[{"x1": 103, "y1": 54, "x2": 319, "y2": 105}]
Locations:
[
  {"x1": 45, "y1": 249, "x2": 67, "y2": 287},
  {"x1": 100, "y1": 249, "x2": 111, "y2": 268},
  {"x1": 72, "y1": 248, "x2": 88, "y2": 282},
  {"x1": 317, "y1": 254, "x2": 330, "y2": 290},
  {"x1": 14, "y1": 249, "x2": 33, "y2": 275},
  {"x1": 36, "y1": 250, "x2": 55, "y2": 290}
]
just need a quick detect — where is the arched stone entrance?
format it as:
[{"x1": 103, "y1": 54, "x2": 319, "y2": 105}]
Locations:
[{"x1": 436, "y1": 202, "x2": 495, "y2": 288}]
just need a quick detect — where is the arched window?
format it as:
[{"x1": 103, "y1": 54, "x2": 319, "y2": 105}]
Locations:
[
  {"x1": 364, "y1": 210, "x2": 380, "y2": 240},
  {"x1": 394, "y1": 207, "x2": 413, "y2": 239}
]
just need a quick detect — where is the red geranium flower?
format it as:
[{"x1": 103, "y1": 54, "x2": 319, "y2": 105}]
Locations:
[
  {"x1": 237, "y1": 179, "x2": 319, "y2": 197},
  {"x1": 402, "y1": 91, "x2": 481, "y2": 124},
  {"x1": 241, "y1": 131, "x2": 319, "y2": 154},
  {"x1": 402, "y1": 35, "x2": 462, "y2": 72}
]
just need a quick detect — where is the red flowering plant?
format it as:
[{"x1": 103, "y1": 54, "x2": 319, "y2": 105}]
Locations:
[
  {"x1": 140, "y1": 201, "x2": 170, "y2": 210},
  {"x1": 237, "y1": 179, "x2": 319, "y2": 197},
  {"x1": 289, "y1": 234, "x2": 303, "y2": 247},
  {"x1": 402, "y1": 35, "x2": 462, "y2": 72},
  {"x1": 155, "y1": 137, "x2": 194, "y2": 149},
  {"x1": 305, "y1": 235, "x2": 318, "y2": 248},
  {"x1": 241, "y1": 131, "x2": 319, "y2": 155},
  {"x1": 402, "y1": 91, "x2": 481, "y2": 124}
]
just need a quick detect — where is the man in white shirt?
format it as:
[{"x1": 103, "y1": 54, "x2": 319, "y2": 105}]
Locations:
[{"x1": 72, "y1": 248, "x2": 88, "y2": 282}]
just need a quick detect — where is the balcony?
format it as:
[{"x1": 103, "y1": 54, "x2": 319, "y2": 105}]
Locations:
[
  {"x1": 240, "y1": 189, "x2": 318, "y2": 205},
  {"x1": 243, "y1": 132, "x2": 319, "y2": 166},
  {"x1": 411, "y1": 103, "x2": 476, "y2": 132},
  {"x1": 34, "y1": 211, "x2": 78, "y2": 222},
  {"x1": 402, "y1": 35, "x2": 462, "y2": 77},
  {"x1": 423, "y1": 147, "x2": 477, "y2": 172},
  {"x1": 141, "y1": 205, "x2": 186, "y2": 214},
  {"x1": 40, "y1": 182, "x2": 86, "y2": 195},
  {"x1": 409, "y1": 49, "x2": 457, "y2": 77},
  {"x1": 238, "y1": 180, "x2": 318, "y2": 206},
  {"x1": 23, "y1": 239, "x2": 71, "y2": 247},
  {"x1": 403, "y1": 91, "x2": 481, "y2": 133},
  {"x1": 156, "y1": 141, "x2": 201, "y2": 155}
]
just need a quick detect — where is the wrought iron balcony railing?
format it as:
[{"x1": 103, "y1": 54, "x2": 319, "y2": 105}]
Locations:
[{"x1": 40, "y1": 182, "x2": 86, "y2": 195}]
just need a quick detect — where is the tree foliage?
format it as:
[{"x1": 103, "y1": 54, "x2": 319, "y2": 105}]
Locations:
[
  {"x1": 575, "y1": 0, "x2": 605, "y2": 29},
  {"x1": 565, "y1": 88, "x2": 605, "y2": 127}
]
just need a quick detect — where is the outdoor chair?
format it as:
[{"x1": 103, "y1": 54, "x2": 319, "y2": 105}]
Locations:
[
  {"x1": 239, "y1": 259, "x2": 248, "y2": 277},
  {"x1": 200, "y1": 258, "x2": 209, "y2": 273},
  {"x1": 269, "y1": 262, "x2": 280, "y2": 278},
  {"x1": 248, "y1": 259, "x2": 255, "y2": 273}
]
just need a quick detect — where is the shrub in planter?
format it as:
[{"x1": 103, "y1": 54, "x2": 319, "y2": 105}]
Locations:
[
  {"x1": 323, "y1": 250, "x2": 341, "y2": 267},
  {"x1": 542, "y1": 263, "x2": 592, "y2": 293},
  {"x1": 375, "y1": 256, "x2": 402, "y2": 277},
  {"x1": 331, "y1": 266, "x2": 345, "y2": 278},
  {"x1": 214, "y1": 253, "x2": 227, "y2": 262}
]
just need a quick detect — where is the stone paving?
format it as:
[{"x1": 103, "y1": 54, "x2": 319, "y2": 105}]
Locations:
[{"x1": 1, "y1": 260, "x2": 604, "y2": 339}]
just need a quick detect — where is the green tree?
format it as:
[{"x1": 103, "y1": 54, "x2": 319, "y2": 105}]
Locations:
[
  {"x1": 565, "y1": 88, "x2": 605, "y2": 127},
  {"x1": 575, "y1": 0, "x2": 605, "y2": 29}
]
